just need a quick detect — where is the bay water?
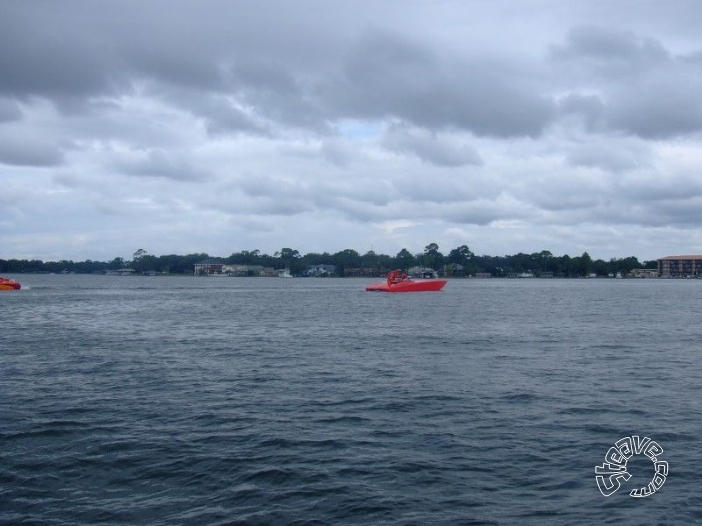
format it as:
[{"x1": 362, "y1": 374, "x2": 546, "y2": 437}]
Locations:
[{"x1": 1, "y1": 275, "x2": 701, "y2": 524}]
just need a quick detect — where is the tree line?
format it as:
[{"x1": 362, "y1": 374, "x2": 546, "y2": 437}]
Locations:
[{"x1": 1, "y1": 244, "x2": 657, "y2": 277}]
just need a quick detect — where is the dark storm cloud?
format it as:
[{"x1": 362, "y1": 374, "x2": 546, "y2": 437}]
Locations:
[
  {"x1": 4, "y1": 1, "x2": 700, "y2": 143},
  {"x1": 0, "y1": 1, "x2": 336, "y2": 127},
  {"x1": 219, "y1": 59, "x2": 328, "y2": 132},
  {"x1": 1, "y1": 2, "x2": 554, "y2": 137},
  {"x1": 324, "y1": 31, "x2": 556, "y2": 137},
  {"x1": 0, "y1": 3, "x2": 122, "y2": 99},
  {"x1": 551, "y1": 25, "x2": 702, "y2": 138}
]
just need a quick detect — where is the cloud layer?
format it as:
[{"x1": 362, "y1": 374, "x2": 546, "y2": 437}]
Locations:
[{"x1": 2, "y1": 0, "x2": 702, "y2": 261}]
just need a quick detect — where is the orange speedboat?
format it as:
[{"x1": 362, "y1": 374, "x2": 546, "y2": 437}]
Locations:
[
  {"x1": 365, "y1": 270, "x2": 447, "y2": 292},
  {"x1": 0, "y1": 277, "x2": 21, "y2": 290}
]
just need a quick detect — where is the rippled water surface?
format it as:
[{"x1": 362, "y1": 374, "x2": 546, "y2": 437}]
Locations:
[{"x1": 2, "y1": 275, "x2": 702, "y2": 524}]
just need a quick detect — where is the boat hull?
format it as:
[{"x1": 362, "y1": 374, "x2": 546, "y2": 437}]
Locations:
[
  {"x1": 365, "y1": 279, "x2": 447, "y2": 292},
  {"x1": 0, "y1": 278, "x2": 21, "y2": 290}
]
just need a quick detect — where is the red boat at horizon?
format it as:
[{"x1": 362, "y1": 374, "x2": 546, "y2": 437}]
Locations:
[{"x1": 365, "y1": 270, "x2": 447, "y2": 293}]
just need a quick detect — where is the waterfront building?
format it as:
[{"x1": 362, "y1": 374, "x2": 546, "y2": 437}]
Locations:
[
  {"x1": 657, "y1": 255, "x2": 702, "y2": 278},
  {"x1": 194, "y1": 259, "x2": 224, "y2": 276},
  {"x1": 630, "y1": 269, "x2": 658, "y2": 278}
]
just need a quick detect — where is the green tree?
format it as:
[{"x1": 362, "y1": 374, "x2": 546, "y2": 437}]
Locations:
[
  {"x1": 394, "y1": 248, "x2": 415, "y2": 270},
  {"x1": 110, "y1": 257, "x2": 125, "y2": 270},
  {"x1": 448, "y1": 245, "x2": 474, "y2": 264},
  {"x1": 333, "y1": 249, "x2": 361, "y2": 276},
  {"x1": 423, "y1": 243, "x2": 444, "y2": 270},
  {"x1": 558, "y1": 254, "x2": 572, "y2": 277},
  {"x1": 227, "y1": 249, "x2": 262, "y2": 265},
  {"x1": 132, "y1": 249, "x2": 148, "y2": 273},
  {"x1": 538, "y1": 250, "x2": 553, "y2": 273},
  {"x1": 361, "y1": 250, "x2": 380, "y2": 270},
  {"x1": 448, "y1": 245, "x2": 474, "y2": 275},
  {"x1": 575, "y1": 252, "x2": 593, "y2": 276},
  {"x1": 275, "y1": 247, "x2": 301, "y2": 274}
]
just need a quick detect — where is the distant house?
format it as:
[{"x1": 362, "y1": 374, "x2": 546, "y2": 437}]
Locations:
[
  {"x1": 217, "y1": 264, "x2": 276, "y2": 278},
  {"x1": 222, "y1": 264, "x2": 267, "y2": 277},
  {"x1": 222, "y1": 264, "x2": 248, "y2": 276},
  {"x1": 408, "y1": 266, "x2": 440, "y2": 278},
  {"x1": 194, "y1": 259, "x2": 224, "y2": 276},
  {"x1": 630, "y1": 269, "x2": 658, "y2": 279},
  {"x1": 657, "y1": 255, "x2": 702, "y2": 278},
  {"x1": 306, "y1": 264, "x2": 336, "y2": 277},
  {"x1": 194, "y1": 262, "x2": 275, "y2": 277},
  {"x1": 444, "y1": 263, "x2": 464, "y2": 276}
]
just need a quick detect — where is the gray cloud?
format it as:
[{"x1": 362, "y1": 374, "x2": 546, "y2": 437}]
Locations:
[
  {"x1": 0, "y1": 4, "x2": 121, "y2": 101},
  {"x1": 382, "y1": 123, "x2": 483, "y2": 167},
  {"x1": 565, "y1": 140, "x2": 650, "y2": 172},
  {"x1": 607, "y1": 77, "x2": 702, "y2": 138},
  {"x1": 557, "y1": 93, "x2": 606, "y2": 132},
  {"x1": 3, "y1": 1, "x2": 702, "y2": 261},
  {"x1": 116, "y1": 150, "x2": 209, "y2": 182},
  {"x1": 550, "y1": 25, "x2": 671, "y2": 78},
  {"x1": 0, "y1": 130, "x2": 64, "y2": 167},
  {"x1": 0, "y1": 98, "x2": 22, "y2": 123},
  {"x1": 551, "y1": 25, "x2": 702, "y2": 138},
  {"x1": 323, "y1": 30, "x2": 556, "y2": 137}
]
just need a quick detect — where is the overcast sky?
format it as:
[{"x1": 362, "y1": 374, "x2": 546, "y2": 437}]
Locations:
[{"x1": 2, "y1": 0, "x2": 702, "y2": 262}]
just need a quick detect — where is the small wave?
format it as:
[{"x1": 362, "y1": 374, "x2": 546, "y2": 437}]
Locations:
[
  {"x1": 313, "y1": 415, "x2": 370, "y2": 424},
  {"x1": 242, "y1": 467, "x2": 297, "y2": 485},
  {"x1": 501, "y1": 392, "x2": 537, "y2": 402}
]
